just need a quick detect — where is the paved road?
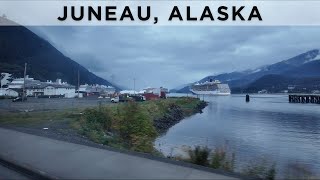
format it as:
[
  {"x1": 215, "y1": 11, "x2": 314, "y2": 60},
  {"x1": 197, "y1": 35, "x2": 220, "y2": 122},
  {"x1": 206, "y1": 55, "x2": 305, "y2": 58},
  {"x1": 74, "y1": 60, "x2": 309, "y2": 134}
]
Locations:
[
  {"x1": 0, "y1": 128, "x2": 239, "y2": 179},
  {"x1": 0, "y1": 164, "x2": 29, "y2": 180}
]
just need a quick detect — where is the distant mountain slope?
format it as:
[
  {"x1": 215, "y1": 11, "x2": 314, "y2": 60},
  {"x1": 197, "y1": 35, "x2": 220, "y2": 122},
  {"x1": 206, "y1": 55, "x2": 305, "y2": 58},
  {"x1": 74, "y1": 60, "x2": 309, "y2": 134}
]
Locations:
[
  {"x1": 177, "y1": 49, "x2": 320, "y2": 93},
  {"x1": 0, "y1": 24, "x2": 118, "y2": 89},
  {"x1": 245, "y1": 74, "x2": 320, "y2": 93},
  {"x1": 283, "y1": 60, "x2": 320, "y2": 77},
  {"x1": 170, "y1": 83, "x2": 192, "y2": 93}
]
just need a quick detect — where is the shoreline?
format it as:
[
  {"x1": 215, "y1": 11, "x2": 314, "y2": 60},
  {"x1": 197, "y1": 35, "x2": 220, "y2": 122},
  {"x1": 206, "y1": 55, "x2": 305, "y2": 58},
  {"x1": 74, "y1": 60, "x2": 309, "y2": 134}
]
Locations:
[{"x1": 154, "y1": 100, "x2": 208, "y2": 134}]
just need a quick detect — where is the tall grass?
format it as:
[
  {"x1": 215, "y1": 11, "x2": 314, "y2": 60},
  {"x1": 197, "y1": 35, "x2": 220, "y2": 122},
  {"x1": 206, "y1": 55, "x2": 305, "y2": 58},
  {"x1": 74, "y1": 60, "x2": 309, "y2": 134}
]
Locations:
[
  {"x1": 284, "y1": 161, "x2": 317, "y2": 180},
  {"x1": 188, "y1": 146, "x2": 210, "y2": 166},
  {"x1": 119, "y1": 101, "x2": 157, "y2": 152},
  {"x1": 181, "y1": 145, "x2": 319, "y2": 180},
  {"x1": 181, "y1": 145, "x2": 277, "y2": 179},
  {"x1": 241, "y1": 158, "x2": 276, "y2": 180},
  {"x1": 210, "y1": 146, "x2": 235, "y2": 172},
  {"x1": 75, "y1": 97, "x2": 204, "y2": 153},
  {"x1": 185, "y1": 145, "x2": 236, "y2": 172}
]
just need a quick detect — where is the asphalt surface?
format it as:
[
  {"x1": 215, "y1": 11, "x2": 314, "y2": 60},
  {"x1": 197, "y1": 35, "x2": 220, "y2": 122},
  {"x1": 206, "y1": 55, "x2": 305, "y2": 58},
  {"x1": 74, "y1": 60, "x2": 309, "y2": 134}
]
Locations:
[
  {"x1": 0, "y1": 128, "x2": 239, "y2": 179},
  {"x1": 0, "y1": 164, "x2": 29, "y2": 180}
]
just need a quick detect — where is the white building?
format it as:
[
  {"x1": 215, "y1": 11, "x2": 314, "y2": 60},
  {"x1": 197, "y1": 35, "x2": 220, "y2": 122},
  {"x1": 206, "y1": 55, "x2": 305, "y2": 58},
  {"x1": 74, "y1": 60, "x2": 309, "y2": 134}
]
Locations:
[
  {"x1": 143, "y1": 87, "x2": 168, "y2": 96},
  {"x1": 1, "y1": 72, "x2": 12, "y2": 87},
  {"x1": 120, "y1": 87, "x2": 168, "y2": 96},
  {"x1": 79, "y1": 84, "x2": 116, "y2": 95},
  {"x1": 120, "y1": 90, "x2": 145, "y2": 95},
  {"x1": 0, "y1": 88, "x2": 18, "y2": 97},
  {"x1": 8, "y1": 77, "x2": 76, "y2": 98}
]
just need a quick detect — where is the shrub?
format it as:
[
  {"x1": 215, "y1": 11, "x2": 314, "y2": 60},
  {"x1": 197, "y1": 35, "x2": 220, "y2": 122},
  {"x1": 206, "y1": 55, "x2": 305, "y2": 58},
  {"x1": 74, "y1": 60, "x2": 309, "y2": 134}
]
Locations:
[
  {"x1": 77, "y1": 108, "x2": 113, "y2": 144},
  {"x1": 266, "y1": 164, "x2": 276, "y2": 180},
  {"x1": 87, "y1": 129, "x2": 104, "y2": 143},
  {"x1": 119, "y1": 101, "x2": 157, "y2": 152},
  {"x1": 187, "y1": 146, "x2": 210, "y2": 166},
  {"x1": 210, "y1": 146, "x2": 235, "y2": 172},
  {"x1": 241, "y1": 158, "x2": 276, "y2": 180},
  {"x1": 284, "y1": 161, "x2": 317, "y2": 180},
  {"x1": 83, "y1": 108, "x2": 112, "y2": 131}
]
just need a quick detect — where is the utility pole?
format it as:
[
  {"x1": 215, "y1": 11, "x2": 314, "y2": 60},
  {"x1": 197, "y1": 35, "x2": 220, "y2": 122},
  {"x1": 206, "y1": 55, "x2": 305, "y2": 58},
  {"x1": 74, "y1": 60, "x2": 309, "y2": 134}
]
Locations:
[
  {"x1": 22, "y1": 63, "x2": 27, "y2": 101},
  {"x1": 133, "y1": 78, "x2": 136, "y2": 95},
  {"x1": 77, "y1": 69, "x2": 80, "y2": 98},
  {"x1": 0, "y1": 74, "x2": 3, "y2": 88},
  {"x1": 0, "y1": 73, "x2": 4, "y2": 96}
]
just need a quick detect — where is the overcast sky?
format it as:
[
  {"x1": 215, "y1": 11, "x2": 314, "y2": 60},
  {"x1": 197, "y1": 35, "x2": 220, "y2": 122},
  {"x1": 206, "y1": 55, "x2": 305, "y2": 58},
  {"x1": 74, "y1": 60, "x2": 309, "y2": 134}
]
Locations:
[{"x1": 31, "y1": 26, "x2": 320, "y2": 89}]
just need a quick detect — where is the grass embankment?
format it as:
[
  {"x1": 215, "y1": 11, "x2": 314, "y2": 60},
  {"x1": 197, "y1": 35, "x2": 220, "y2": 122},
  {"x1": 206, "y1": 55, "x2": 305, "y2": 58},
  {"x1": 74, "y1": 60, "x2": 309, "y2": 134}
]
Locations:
[
  {"x1": 0, "y1": 97, "x2": 205, "y2": 148},
  {"x1": 71, "y1": 97, "x2": 207, "y2": 153}
]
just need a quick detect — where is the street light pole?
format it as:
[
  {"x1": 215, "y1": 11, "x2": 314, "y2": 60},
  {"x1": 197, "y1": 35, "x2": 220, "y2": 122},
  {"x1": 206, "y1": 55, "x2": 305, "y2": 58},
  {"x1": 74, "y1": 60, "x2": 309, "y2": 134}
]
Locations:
[
  {"x1": 77, "y1": 69, "x2": 80, "y2": 98},
  {"x1": 22, "y1": 63, "x2": 27, "y2": 101}
]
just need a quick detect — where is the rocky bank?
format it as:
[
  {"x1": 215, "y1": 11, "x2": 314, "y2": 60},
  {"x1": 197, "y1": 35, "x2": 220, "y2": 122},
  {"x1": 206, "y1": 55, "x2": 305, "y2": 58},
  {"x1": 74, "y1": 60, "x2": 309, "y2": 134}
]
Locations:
[{"x1": 153, "y1": 100, "x2": 208, "y2": 133}]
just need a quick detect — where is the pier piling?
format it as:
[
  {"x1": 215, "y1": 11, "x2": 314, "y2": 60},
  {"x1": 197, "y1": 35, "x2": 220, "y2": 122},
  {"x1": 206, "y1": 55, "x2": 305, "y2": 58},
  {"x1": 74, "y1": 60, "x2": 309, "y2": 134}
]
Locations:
[
  {"x1": 289, "y1": 94, "x2": 320, "y2": 104},
  {"x1": 246, "y1": 94, "x2": 250, "y2": 102}
]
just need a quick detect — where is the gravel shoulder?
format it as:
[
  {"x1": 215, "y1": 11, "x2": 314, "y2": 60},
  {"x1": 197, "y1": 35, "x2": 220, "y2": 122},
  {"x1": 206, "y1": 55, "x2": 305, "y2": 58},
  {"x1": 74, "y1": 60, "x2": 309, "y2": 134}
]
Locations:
[
  {"x1": 0, "y1": 118, "x2": 102, "y2": 150},
  {"x1": 0, "y1": 97, "x2": 112, "y2": 148}
]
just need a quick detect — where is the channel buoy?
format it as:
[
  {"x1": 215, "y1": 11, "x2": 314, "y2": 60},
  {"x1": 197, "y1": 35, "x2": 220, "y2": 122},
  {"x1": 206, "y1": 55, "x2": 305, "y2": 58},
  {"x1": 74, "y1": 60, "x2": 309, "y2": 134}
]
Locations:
[{"x1": 246, "y1": 94, "x2": 250, "y2": 102}]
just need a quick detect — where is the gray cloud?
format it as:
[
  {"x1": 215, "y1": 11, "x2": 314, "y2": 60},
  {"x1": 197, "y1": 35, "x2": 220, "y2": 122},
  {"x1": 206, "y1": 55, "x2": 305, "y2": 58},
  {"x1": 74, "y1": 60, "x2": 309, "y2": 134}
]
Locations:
[{"x1": 30, "y1": 26, "x2": 320, "y2": 89}]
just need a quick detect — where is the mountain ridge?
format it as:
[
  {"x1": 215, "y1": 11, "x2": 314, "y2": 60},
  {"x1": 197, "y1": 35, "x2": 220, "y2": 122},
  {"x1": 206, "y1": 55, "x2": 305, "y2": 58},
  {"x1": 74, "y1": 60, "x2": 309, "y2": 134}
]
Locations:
[
  {"x1": 0, "y1": 23, "x2": 119, "y2": 89},
  {"x1": 176, "y1": 49, "x2": 320, "y2": 93}
]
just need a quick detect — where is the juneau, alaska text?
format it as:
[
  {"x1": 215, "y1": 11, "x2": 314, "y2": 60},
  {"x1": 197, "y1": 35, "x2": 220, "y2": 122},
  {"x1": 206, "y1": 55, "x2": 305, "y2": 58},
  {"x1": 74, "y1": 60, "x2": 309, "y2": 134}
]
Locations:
[{"x1": 57, "y1": 5, "x2": 262, "y2": 23}]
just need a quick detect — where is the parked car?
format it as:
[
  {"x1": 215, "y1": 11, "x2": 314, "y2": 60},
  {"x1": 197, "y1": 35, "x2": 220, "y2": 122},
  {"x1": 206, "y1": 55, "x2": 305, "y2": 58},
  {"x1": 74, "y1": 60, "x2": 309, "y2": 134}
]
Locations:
[
  {"x1": 129, "y1": 95, "x2": 145, "y2": 102},
  {"x1": 12, "y1": 96, "x2": 27, "y2": 102},
  {"x1": 111, "y1": 96, "x2": 119, "y2": 103},
  {"x1": 119, "y1": 95, "x2": 132, "y2": 102}
]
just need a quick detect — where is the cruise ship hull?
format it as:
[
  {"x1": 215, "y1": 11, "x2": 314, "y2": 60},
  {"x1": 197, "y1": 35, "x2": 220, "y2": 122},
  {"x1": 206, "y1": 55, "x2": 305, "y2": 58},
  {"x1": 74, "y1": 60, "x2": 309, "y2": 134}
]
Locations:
[{"x1": 190, "y1": 90, "x2": 231, "y2": 96}]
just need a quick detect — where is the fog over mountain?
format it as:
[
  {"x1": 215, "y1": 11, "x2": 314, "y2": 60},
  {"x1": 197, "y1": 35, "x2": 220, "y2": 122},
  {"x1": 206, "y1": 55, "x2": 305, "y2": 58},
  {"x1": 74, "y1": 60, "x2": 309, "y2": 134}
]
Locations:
[{"x1": 28, "y1": 26, "x2": 320, "y2": 89}]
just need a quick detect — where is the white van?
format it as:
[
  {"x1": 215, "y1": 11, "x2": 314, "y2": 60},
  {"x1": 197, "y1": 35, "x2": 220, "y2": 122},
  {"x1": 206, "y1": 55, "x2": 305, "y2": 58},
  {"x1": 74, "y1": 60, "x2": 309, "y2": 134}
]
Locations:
[{"x1": 111, "y1": 96, "x2": 119, "y2": 103}]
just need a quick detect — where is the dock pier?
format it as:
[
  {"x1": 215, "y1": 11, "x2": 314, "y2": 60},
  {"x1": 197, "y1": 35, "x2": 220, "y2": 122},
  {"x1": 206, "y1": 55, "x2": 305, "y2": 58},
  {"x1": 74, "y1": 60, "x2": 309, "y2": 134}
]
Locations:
[{"x1": 289, "y1": 94, "x2": 320, "y2": 104}]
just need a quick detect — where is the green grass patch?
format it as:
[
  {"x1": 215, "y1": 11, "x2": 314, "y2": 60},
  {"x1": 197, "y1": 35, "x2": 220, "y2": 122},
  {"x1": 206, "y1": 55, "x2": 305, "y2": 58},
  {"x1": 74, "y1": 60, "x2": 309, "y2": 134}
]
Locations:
[
  {"x1": 0, "y1": 108, "x2": 84, "y2": 126},
  {"x1": 72, "y1": 97, "x2": 205, "y2": 153}
]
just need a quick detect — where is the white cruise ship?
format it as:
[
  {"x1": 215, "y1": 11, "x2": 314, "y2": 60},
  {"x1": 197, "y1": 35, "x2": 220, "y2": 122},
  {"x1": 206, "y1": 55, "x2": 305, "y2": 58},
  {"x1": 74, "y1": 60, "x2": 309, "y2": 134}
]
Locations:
[{"x1": 190, "y1": 80, "x2": 231, "y2": 95}]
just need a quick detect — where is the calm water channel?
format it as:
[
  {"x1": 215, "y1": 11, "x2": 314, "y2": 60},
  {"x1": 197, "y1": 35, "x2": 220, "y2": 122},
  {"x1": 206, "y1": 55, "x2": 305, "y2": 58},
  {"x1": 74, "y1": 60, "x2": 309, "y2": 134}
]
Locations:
[{"x1": 155, "y1": 94, "x2": 320, "y2": 176}]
